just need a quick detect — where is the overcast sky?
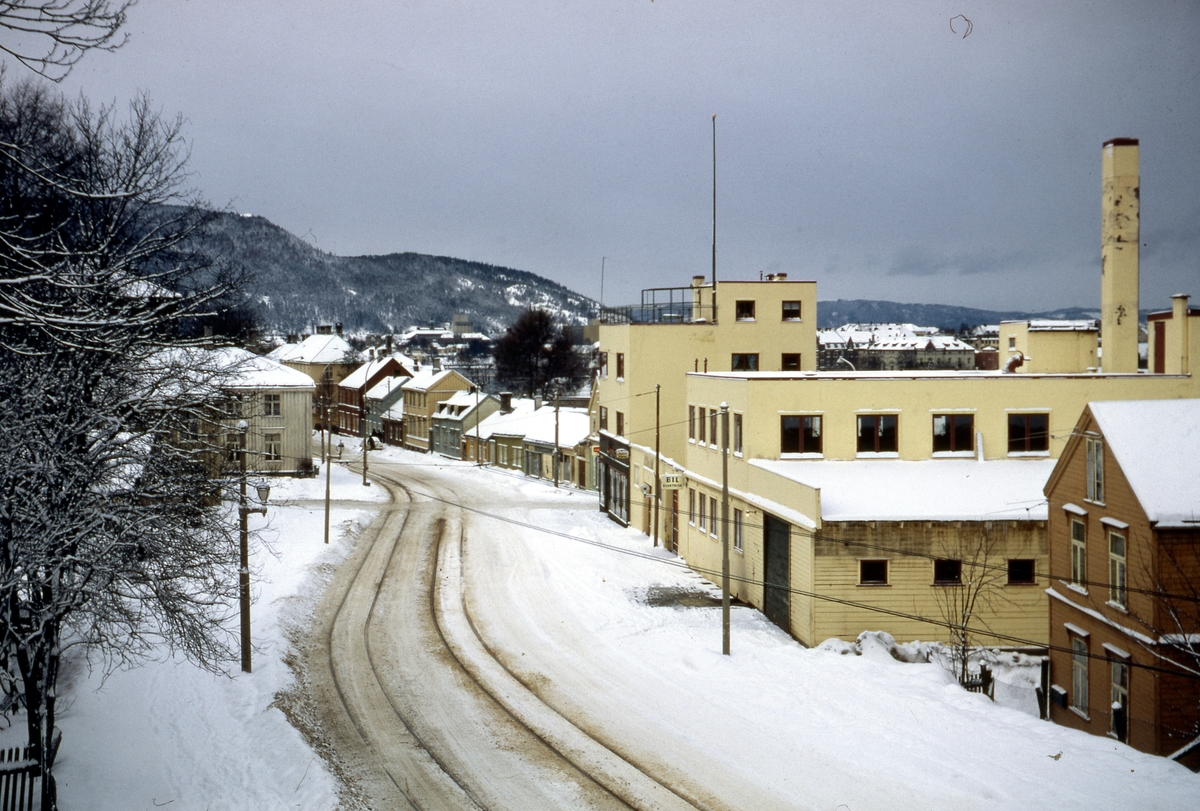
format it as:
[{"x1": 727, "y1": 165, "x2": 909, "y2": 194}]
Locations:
[{"x1": 23, "y1": 1, "x2": 1200, "y2": 311}]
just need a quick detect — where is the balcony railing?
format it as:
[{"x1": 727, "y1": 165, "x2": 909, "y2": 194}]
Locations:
[{"x1": 599, "y1": 286, "x2": 717, "y2": 324}]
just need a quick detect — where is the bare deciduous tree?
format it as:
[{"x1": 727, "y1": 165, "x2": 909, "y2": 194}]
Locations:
[
  {"x1": 0, "y1": 0, "x2": 133, "y2": 81},
  {"x1": 931, "y1": 523, "x2": 1012, "y2": 683},
  {"x1": 0, "y1": 76, "x2": 245, "y2": 809}
]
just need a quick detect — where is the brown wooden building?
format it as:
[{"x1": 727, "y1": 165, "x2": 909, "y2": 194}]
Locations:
[{"x1": 1044, "y1": 399, "x2": 1200, "y2": 768}]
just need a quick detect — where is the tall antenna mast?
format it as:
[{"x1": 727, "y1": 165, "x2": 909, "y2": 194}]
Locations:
[
  {"x1": 600, "y1": 256, "x2": 606, "y2": 313},
  {"x1": 711, "y1": 114, "x2": 717, "y2": 321}
]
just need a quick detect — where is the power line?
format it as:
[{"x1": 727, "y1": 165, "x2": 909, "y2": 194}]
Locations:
[{"x1": 379, "y1": 466, "x2": 1200, "y2": 682}]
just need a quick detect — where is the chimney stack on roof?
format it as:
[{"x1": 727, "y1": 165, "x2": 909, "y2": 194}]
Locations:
[{"x1": 500, "y1": 392, "x2": 513, "y2": 413}]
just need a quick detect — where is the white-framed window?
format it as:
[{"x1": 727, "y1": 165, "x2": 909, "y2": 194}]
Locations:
[
  {"x1": 616, "y1": 352, "x2": 625, "y2": 379},
  {"x1": 710, "y1": 410, "x2": 718, "y2": 447},
  {"x1": 264, "y1": 432, "x2": 282, "y2": 461},
  {"x1": 698, "y1": 407, "x2": 706, "y2": 444},
  {"x1": 1072, "y1": 635, "x2": 1089, "y2": 713},
  {"x1": 263, "y1": 393, "x2": 281, "y2": 416},
  {"x1": 1110, "y1": 659, "x2": 1129, "y2": 741},
  {"x1": 688, "y1": 405, "x2": 695, "y2": 440},
  {"x1": 599, "y1": 406, "x2": 608, "y2": 431},
  {"x1": 734, "y1": 413, "x2": 743, "y2": 455},
  {"x1": 698, "y1": 493, "x2": 706, "y2": 532},
  {"x1": 782, "y1": 300, "x2": 801, "y2": 321},
  {"x1": 1086, "y1": 437, "x2": 1105, "y2": 503},
  {"x1": 688, "y1": 488, "x2": 696, "y2": 525},
  {"x1": 599, "y1": 352, "x2": 609, "y2": 378},
  {"x1": 1108, "y1": 531, "x2": 1126, "y2": 608},
  {"x1": 616, "y1": 412, "x2": 624, "y2": 437},
  {"x1": 734, "y1": 509, "x2": 743, "y2": 552},
  {"x1": 1070, "y1": 519, "x2": 1087, "y2": 589},
  {"x1": 709, "y1": 496, "x2": 718, "y2": 538}
]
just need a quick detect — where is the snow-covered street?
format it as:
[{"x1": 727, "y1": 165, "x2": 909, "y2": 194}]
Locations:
[{"x1": 16, "y1": 445, "x2": 1199, "y2": 809}]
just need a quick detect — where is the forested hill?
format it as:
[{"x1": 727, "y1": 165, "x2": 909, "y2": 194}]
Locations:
[
  {"x1": 192, "y1": 210, "x2": 596, "y2": 335},
  {"x1": 816, "y1": 299, "x2": 1105, "y2": 331},
  {"x1": 188, "y1": 209, "x2": 1109, "y2": 336}
]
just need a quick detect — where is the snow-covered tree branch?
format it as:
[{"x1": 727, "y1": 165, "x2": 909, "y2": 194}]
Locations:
[{"x1": 0, "y1": 76, "x2": 248, "y2": 810}]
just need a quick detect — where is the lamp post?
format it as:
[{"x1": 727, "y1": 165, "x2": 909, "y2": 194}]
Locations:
[{"x1": 237, "y1": 421, "x2": 269, "y2": 673}]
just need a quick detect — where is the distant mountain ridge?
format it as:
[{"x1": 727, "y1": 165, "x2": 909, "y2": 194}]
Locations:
[
  {"x1": 193, "y1": 210, "x2": 597, "y2": 335},
  {"x1": 191, "y1": 209, "x2": 1113, "y2": 336},
  {"x1": 815, "y1": 299, "x2": 1105, "y2": 331}
]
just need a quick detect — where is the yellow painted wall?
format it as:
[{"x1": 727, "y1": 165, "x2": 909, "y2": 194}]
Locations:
[
  {"x1": 595, "y1": 278, "x2": 817, "y2": 466},
  {"x1": 999, "y1": 322, "x2": 1098, "y2": 373},
  {"x1": 684, "y1": 370, "x2": 1198, "y2": 466},
  {"x1": 812, "y1": 520, "x2": 1048, "y2": 646}
]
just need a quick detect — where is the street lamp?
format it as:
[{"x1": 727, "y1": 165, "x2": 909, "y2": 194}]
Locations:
[{"x1": 237, "y1": 420, "x2": 269, "y2": 674}]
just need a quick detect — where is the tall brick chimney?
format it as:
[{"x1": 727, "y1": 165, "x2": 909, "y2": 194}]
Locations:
[{"x1": 1101, "y1": 138, "x2": 1140, "y2": 372}]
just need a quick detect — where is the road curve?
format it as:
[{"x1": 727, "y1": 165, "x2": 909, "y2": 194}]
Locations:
[{"x1": 302, "y1": 459, "x2": 705, "y2": 810}]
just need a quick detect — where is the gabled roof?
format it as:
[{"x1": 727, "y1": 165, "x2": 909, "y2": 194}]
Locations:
[
  {"x1": 216, "y1": 347, "x2": 316, "y2": 389},
  {"x1": 341, "y1": 357, "x2": 410, "y2": 390},
  {"x1": 364, "y1": 375, "x2": 408, "y2": 401},
  {"x1": 401, "y1": 368, "x2": 470, "y2": 393},
  {"x1": 752, "y1": 458, "x2": 1055, "y2": 522},
  {"x1": 267, "y1": 334, "x2": 360, "y2": 365},
  {"x1": 469, "y1": 399, "x2": 538, "y2": 440},
  {"x1": 1087, "y1": 399, "x2": 1200, "y2": 528}
]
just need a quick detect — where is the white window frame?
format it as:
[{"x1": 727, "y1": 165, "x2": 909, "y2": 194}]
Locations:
[
  {"x1": 733, "y1": 509, "x2": 743, "y2": 552},
  {"x1": 1071, "y1": 635, "x2": 1089, "y2": 716},
  {"x1": 709, "y1": 496, "x2": 719, "y2": 539},
  {"x1": 1086, "y1": 437, "x2": 1105, "y2": 504},
  {"x1": 1070, "y1": 518, "x2": 1087, "y2": 591},
  {"x1": 264, "y1": 432, "x2": 283, "y2": 462},
  {"x1": 1108, "y1": 530, "x2": 1126, "y2": 609}
]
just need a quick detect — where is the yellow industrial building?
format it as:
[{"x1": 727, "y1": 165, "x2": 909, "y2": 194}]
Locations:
[{"x1": 594, "y1": 138, "x2": 1200, "y2": 649}]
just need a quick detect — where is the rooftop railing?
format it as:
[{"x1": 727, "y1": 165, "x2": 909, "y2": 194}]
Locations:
[{"x1": 599, "y1": 286, "x2": 717, "y2": 324}]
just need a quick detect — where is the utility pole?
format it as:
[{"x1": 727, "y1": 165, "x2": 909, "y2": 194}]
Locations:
[
  {"x1": 239, "y1": 424, "x2": 251, "y2": 673},
  {"x1": 554, "y1": 394, "x2": 560, "y2": 487},
  {"x1": 323, "y1": 401, "x2": 331, "y2": 544},
  {"x1": 237, "y1": 421, "x2": 268, "y2": 672},
  {"x1": 362, "y1": 410, "x2": 370, "y2": 487},
  {"x1": 720, "y1": 402, "x2": 730, "y2": 656},
  {"x1": 711, "y1": 113, "x2": 718, "y2": 323},
  {"x1": 653, "y1": 383, "x2": 661, "y2": 547},
  {"x1": 600, "y1": 256, "x2": 606, "y2": 314}
]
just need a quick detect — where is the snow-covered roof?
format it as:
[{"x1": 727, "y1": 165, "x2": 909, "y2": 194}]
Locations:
[
  {"x1": 401, "y1": 368, "x2": 460, "y2": 393},
  {"x1": 216, "y1": 347, "x2": 316, "y2": 389},
  {"x1": 364, "y1": 375, "x2": 408, "y2": 401},
  {"x1": 469, "y1": 399, "x2": 538, "y2": 440},
  {"x1": 521, "y1": 407, "x2": 591, "y2": 447},
  {"x1": 1000, "y1": 319, "x2": 1098, "y2": 332},
  {"x1": 267, "y1": 334, "x2": 360, "y2": 365},
  {"x1": 817, "y1": 324, "x2": 972, "y2": 352},
  {"x1": 750, "y1": 458, "x2": 1055, "y2": 522},
  {"x1": 1088, "y1": 399, "x2": 1200, "y2": 528},
  {"x1": 341, "y1": 357, "x2": 410, "y2": 390}
]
